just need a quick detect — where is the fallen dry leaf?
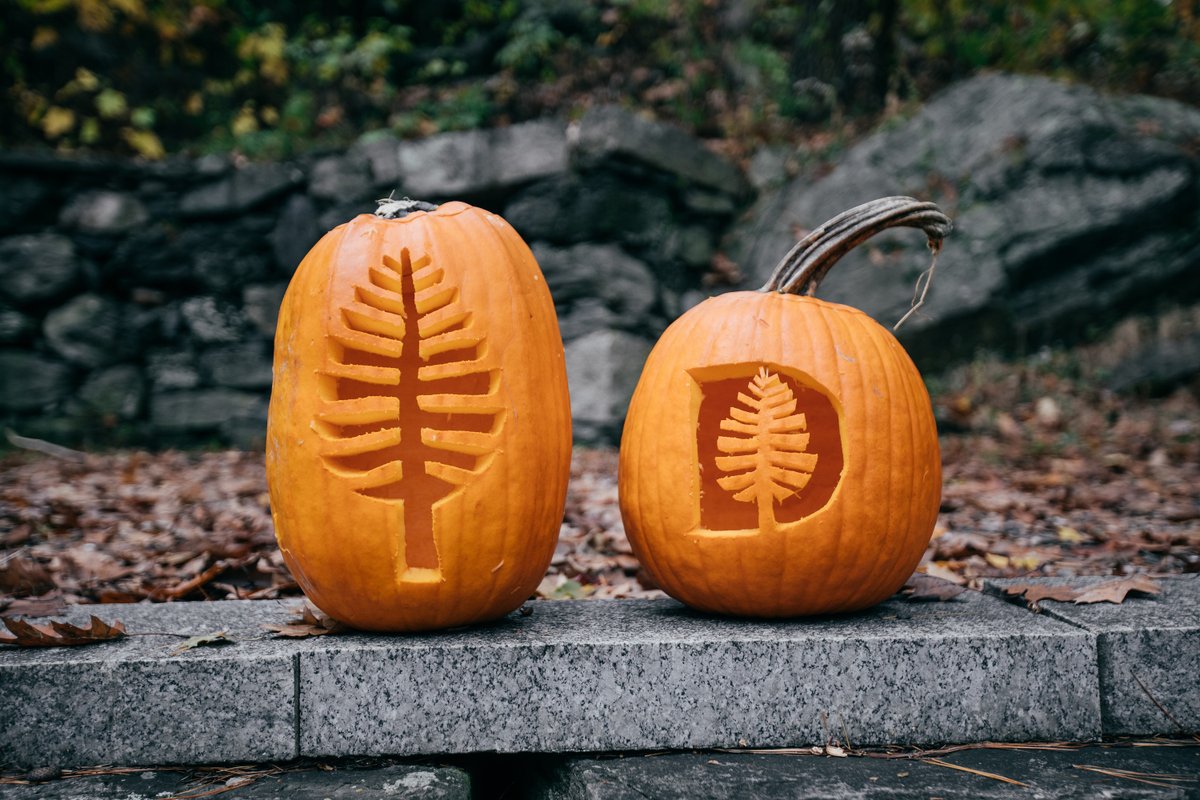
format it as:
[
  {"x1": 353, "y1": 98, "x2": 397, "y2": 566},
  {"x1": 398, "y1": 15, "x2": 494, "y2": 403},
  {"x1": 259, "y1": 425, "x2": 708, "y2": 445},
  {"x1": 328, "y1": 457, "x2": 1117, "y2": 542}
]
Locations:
[
  {"x1": 902, "y1": 574, "x2": 968, "y2": 601},
  {"x1": 0, "y1": 615, "x2": 125, "y2": 647},
  {"x1": 1004, "y1": 583, "x2": 1080, "y2": 609},
  {"x1": 263, "y1": 605, "x2": 346, "y2": 638},
  {"x1": 169, "y1": 630, "x2": 232, "y2": 655},
  {"x1": 1073, "y1": 576, "x2": 1162, "y2": 605}
]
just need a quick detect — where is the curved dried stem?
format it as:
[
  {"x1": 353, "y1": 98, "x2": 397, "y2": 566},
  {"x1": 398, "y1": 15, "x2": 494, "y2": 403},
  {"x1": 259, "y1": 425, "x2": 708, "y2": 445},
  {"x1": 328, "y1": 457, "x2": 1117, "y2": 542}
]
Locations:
[{"x1": 762, "y1": 196, "x2": 952, "y2": 297}]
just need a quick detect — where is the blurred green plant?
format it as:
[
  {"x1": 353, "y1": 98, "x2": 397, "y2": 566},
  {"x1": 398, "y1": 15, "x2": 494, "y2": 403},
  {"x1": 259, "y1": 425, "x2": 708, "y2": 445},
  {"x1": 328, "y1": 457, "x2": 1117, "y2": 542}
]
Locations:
[{"x1": 0, "y1": 0, "x2": 1196, "y2": 159}]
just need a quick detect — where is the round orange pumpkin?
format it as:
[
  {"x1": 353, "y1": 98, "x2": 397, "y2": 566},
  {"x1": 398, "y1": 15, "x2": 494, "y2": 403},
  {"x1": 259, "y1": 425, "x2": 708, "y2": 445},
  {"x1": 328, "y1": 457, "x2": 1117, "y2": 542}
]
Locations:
[
  {"x1": 267, "y1": 199, "x2": 571, "y2": 631},
  {"x1": 618, "y1": 196, "x2": 951, "y2": 617}
]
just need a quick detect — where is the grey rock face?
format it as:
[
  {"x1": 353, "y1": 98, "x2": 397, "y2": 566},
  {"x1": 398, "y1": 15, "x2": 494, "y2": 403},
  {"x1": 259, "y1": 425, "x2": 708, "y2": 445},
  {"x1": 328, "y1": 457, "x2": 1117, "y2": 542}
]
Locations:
[
  {"x1": 0, "y1": 233, "x2": 78, "y2": 304},
  {"x1": 180, "y1": 163, "x2": 303, "y2": 217},
  {"x1": 1108, "y1": 333, "x2": 1200, "y2": 394},
  {"x1": 269, "y1": 195, "x2": 324, "y2": 273},
  {"x1": 0, "y1": 350, "x2": 72, "y2": 412},
  {"x1": 145, "y1": 351, "x2": 200, "y2": 391},
  {"x1": 78, "y1": 364, "x2": 144, "y2": 419},
  {"x1": 43, "y1": 294, "x2": 123, "y2": 367},
  {"x1": 151, "y1": 388, "x2": 263, "y2": 431},
  {"x1": 504, "y1": 173, "x2": 673, "y2": 247},
  {"x1": 564, "y1": 329, "x2": 653, "y2": 443},
  {"x1": 395, "y1": 119, "x2": 569, "y2": 198},
  {"x1": 242, "y1": 282, "x2": 288, "y2": 338},
  {"x1": 180, "y1": 296, "x2": 247, "y2": 343},
  {"x1": 572, "y1": 106, "x2": 750, "y2": 196},
  {"x1": 199, "y1": 341, "x2": 273, "y2": 390},
  {"x1": 59, "y1": 191, "x2": 148, "y2": 234},
  {"x1": 0, "y1": 304, "x2": 33, "y2": 343},
  {"x1": 352, "y1": 132, "x2": 402, "y2": 187},
  {"x1": 308, "y1": 154, "x2": 372, "y2": 202},
  {"x1": 728, "y1": 73, "x2": 1200, "y2": 367},
  {"x1": 0, "y1": 175, "x2": 52, "y2": 235},
  {"x1": 533, "y1": 242, "x2": 659, "y2": 339}
]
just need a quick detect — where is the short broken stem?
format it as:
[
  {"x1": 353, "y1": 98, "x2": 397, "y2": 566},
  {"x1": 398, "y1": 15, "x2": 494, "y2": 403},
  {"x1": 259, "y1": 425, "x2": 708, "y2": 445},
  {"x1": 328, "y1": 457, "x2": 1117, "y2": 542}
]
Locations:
[
  {"x1": 762, "y1": 196, "x2": 952, "y2": 297},
  {"x1": 375, "y1": 195, "x2": 438, "y2": 219}
]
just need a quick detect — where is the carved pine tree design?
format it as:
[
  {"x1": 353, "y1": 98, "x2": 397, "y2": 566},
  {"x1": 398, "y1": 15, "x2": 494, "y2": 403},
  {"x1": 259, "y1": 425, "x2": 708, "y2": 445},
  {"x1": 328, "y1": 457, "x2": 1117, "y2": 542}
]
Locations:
[
  {"x1": 715, "y1": 367, "x2": 818, "y2": 530},
  {"x1": 313, "y1": 247, "x2": 502, "y2": 580}
]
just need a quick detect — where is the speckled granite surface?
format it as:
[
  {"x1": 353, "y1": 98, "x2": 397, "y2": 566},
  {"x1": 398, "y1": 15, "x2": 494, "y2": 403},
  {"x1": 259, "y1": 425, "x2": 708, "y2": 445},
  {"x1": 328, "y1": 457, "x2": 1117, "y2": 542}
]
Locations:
[
  {"x1": 988, "y1": 576, "x2": 1199, "y2": 737},
  {"x1": 297, "y1": 592, "x2": 1098, "y2": 756},
  {"x1": 0, "y1": 600, "x2": 306, "y2": 769},
  {"x1": 5, "y1": 582, "x2": 1194, "y2": 768}
]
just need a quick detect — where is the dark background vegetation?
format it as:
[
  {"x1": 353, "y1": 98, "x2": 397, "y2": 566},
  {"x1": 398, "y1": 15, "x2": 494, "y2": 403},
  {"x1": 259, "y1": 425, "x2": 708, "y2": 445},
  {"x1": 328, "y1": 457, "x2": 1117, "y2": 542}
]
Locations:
[{"x1": 4, "y1": 0, "x2": 1199, "y2": 160}]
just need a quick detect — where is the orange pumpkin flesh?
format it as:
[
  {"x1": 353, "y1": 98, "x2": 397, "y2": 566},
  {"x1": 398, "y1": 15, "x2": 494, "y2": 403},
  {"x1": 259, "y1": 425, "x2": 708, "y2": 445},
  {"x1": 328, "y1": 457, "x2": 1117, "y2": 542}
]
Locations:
[
  {"x1": 267, "y1": 200, "x2": 571, "y2": 632},
  {"x1": 618, "y1": 197, "x2": 951, "y2": 617}
]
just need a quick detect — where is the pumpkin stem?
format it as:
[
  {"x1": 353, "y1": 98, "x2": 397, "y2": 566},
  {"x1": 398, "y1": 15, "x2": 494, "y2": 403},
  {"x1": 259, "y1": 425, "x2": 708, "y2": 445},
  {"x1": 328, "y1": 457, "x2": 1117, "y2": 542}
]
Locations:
[
  {"x1": 375, "y1": 195, "x2": 439, "y2": 219},
  {"x1": 761, "y1": 196, "x2": 952, "y2": 296}
]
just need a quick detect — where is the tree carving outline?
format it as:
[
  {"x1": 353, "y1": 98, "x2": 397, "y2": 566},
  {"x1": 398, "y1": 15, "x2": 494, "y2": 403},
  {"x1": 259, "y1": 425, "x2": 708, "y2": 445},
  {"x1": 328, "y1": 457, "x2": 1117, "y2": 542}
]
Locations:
[
  {"x1": 312, "y1": 247, "x2": 503, "y2": 582},
  {"x1": 714, "y1": 367, "x2": 819, "y2": 530}
]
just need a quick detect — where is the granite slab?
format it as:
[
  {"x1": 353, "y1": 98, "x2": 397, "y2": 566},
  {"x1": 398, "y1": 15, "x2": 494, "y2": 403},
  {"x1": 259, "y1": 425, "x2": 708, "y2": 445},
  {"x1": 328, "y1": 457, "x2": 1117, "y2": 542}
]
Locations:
[
  {"x1": 0, "y1": 763, "x2": 471, "y2": 799},
  {"x1": 297, "y1": 593, "x2": 1099, "y2": 756},
  {"x1": 988, "y1": 575, "x2": 1200, "y2": 736},
  {"x1": 528, "y1": 745, "x2": 1200, "y2": 800},
  {"x1": 0, "y1": 600, "x2": 305, "y2": 769}
]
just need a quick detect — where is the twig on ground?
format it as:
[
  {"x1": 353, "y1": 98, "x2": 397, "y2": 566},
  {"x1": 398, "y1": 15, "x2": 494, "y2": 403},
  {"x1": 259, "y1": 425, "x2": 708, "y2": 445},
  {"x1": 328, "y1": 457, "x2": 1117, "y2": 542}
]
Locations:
[
  {"x1": 921, "y1": 757, "x2": 1028, "y2": 786},
  {"x1": 1132, "y1": 673, "x2": 1189, "y2": 736},
  {"x1": 1073, "y1": 764, "x2": 1196, "y2": 789},
  {"x1": 4, "y1": 428, "x2": 86, "y2": 462}
]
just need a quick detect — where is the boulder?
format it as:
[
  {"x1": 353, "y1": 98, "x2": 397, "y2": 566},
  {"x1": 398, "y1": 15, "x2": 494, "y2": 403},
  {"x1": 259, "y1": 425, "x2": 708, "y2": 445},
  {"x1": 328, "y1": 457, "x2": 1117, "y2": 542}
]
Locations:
[
  {"x1": 180, "y1": 163, "x2": 303, "y2": 217},
  {"x1": 564, "y1": 329, "x2": 653, "y2": 444},
  {"x1": 531, "y1": 242, "x2": 659, "y2": 338},
  {"x1": 571, "y1": 106, "x2": 750, "y2": 197},
  {"x1": 504, "y1": 173, "x2": 672, "y2": 249},
  {"x1": 352, "y1": 132, "x2": 402, "y2": 188},
  {"x1": 179, "y1": 296, "x2": 247, "y2": 344},
  {"x1": 0, "y1": 175, "x2": 52, "y2": 235},
  {"x1": 727, "y1": 73, "x2": 1200, "y2": 368},
  {"x1": 78, "y1": 364, "x2": 144, "y2": 419},
  {"x1": 199, "y1": 342, "x2": 274, "y2": 390},
  {"x1": 0, "y1": 350, "x2": 72, "y2": 412},
  {"x1": 151, "y1": 389, "x2": 263, "y2": 432},
  {"x1": 269, "y1": 195, "x2": 323, "y2": 273},
  {"x1": 0, "y1": 233, "x2": 78, "y2": 304},
  {"x1": 309, "y1": 154, "x2": 372, "y2": 202},
  {"x1": 110, "y1": 219, "x2": 273, "y2": 292},
  {"x1": 1108, "y1": 333, "x2": 1200, "y2": 395},
  {"x1": 145, "y1": 351, "x2": 200, "y2": 391},
  {"x1": 394, "y1": 120, "x2": 568, "y2": 198},
  {"x1": 43, "y1": 294, "x2": 124, "y2": 367},
  {"x1": 242, "y1": 282, "x2": 288, "y2": 338},
  {"x1": 0, "y1": 304, "x2": 33, "y2": 344},
  {"x1": 59, "y1": 191, "x2": 148, "y2": 234}
]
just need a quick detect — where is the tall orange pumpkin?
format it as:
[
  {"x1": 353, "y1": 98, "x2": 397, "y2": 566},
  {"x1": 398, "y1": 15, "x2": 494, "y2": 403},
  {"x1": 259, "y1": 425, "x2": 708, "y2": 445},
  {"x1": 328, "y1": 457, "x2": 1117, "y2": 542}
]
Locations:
[
  {"x1": 267, "y1": 199, "x2": 571, "y2": 631},
  {"x1": 619, "y1": 197, "x2": 951, "y2": 617}
]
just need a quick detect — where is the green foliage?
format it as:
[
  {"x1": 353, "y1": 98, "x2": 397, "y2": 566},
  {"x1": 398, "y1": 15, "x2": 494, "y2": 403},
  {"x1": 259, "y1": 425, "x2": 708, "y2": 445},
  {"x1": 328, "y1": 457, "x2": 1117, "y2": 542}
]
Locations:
[{"x1": 0, "y1": 0, "x2": 1196, "y2": 158}]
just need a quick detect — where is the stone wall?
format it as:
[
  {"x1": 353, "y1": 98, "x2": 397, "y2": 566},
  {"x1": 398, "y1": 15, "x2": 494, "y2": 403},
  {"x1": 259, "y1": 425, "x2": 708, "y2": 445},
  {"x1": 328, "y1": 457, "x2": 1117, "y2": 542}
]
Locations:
[{"x1": 0, "y1": 107, "x2": 750, "y2": 448}]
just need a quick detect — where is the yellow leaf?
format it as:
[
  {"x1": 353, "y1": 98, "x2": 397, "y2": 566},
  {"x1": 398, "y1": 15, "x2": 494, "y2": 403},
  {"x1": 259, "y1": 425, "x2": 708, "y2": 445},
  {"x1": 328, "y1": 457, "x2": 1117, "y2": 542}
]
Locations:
[
  {"x1": 184, "y1": 92, "x2": 204, "y2": 116},
  {"x1": 32, "y1": 27, "x2": 59, "y2": 50},
  {"x1": 1009, "y1": 555, "x2": 1041, "y2": 571},
  {"x1": 1057, "y1": 526, "x2": 1083, "y2": 543},
  {"x1": 74, "y1": 67, "x2": 99, "y2": 91},
  {"x1": 121, "y1": 128, "x2": 165, "y2": 159},
  {"x1": 80, "y1": 117, "x2": 100, "y2": 144},
  {"x1": 231, "y1": 106, "x2": 259, "y2": 137},
  {"x1": 41, "y1": 106, "x2": 75, "y2": 138},
  {"x1": 984, "y1": 553, "x2": 1009, "y2": 569}
]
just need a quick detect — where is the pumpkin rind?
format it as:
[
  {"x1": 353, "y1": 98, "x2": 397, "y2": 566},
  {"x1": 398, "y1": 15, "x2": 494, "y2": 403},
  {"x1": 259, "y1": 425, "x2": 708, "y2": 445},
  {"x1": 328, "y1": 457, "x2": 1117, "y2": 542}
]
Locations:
[
  {"x1": 618, "y1": 197, "x2": 947, "y2": 617},
  {"x1": 267, "y1": 201, "x2": 571, "y2": 631}
]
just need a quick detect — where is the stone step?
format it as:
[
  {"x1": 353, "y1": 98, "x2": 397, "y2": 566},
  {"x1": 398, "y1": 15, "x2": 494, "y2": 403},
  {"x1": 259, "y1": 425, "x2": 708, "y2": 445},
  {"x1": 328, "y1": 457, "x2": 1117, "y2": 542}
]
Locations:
[
  {"x1": 1, "y1": 577, "x2": 1195, "y2": 770},
  {"x1": 530, "y1": 745, "x2": 1200, "y2": 800}
]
